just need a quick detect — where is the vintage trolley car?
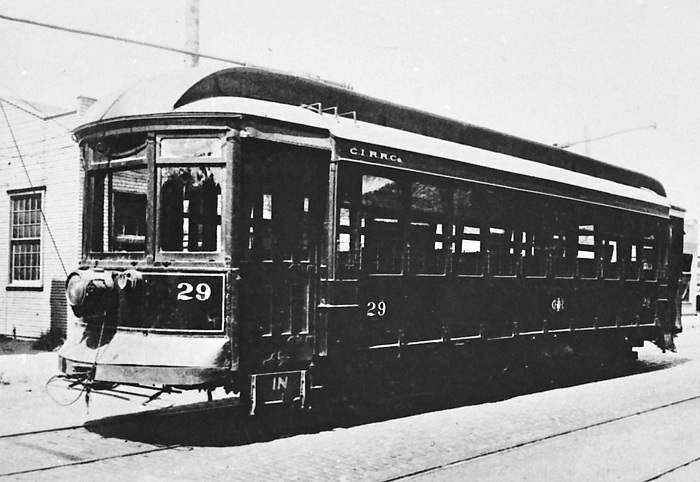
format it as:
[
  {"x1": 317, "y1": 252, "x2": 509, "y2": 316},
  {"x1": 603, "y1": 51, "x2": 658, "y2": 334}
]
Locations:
[{"x1": 59, "y1": 66, "x2": 685, "y2": 410}]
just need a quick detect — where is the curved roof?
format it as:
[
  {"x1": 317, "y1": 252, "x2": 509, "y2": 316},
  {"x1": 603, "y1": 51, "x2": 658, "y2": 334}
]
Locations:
[{"x1": 77, "y1": 66, "x2": 666, "y2": 198}]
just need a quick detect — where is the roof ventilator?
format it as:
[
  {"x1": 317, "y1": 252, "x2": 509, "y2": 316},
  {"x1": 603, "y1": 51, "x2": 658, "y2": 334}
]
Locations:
[{"x1": 300, "y1": 103, "x2": 357, "y2": 123}]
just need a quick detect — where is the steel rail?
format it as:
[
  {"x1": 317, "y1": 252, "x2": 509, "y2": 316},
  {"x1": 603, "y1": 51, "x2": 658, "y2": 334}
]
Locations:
[
  {"x1": 383, "y1": 392, "x2": 700, "y2": 481},
  {"x1": 0, "y1": 399, "x2": 239, "y2": 478}
]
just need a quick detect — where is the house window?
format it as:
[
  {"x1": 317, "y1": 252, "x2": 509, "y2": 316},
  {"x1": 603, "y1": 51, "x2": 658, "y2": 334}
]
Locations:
[{"x1": 9, "y1": 191, "x2": 43, "y2": 285}]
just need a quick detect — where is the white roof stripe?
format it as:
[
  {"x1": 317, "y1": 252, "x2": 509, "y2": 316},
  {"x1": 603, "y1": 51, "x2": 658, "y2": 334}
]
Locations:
[
  {"x1": 331, "y1": 118, "x2": 668, "y2": 209},
  {"x1": 176, "y1": 96, "x2": 668, "y2": 210}
]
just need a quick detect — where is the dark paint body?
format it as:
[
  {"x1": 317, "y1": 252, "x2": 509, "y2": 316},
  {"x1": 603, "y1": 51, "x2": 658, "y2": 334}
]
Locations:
[{"x1": 59, "y1": 67, "x2": 683, "y2": 411}]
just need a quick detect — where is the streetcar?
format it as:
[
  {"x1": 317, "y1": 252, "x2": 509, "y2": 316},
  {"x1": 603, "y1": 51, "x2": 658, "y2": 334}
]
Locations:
[{"x1": 59, "y1": 66, "x2": 685, "y2": 411}]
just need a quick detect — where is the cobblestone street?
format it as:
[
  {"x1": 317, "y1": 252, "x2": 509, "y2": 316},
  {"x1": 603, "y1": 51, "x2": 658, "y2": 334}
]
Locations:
[{"x1": 3, "y1": 317, "x2": 700, "y2": 481}]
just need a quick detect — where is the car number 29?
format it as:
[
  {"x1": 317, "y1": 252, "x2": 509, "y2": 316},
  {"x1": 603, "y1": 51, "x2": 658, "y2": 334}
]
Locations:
[
  {"x1": 177, "y1": 282, "x2": 212, "y2": 301},
  {"x1": 367, "y1": 301, "x2": 387, "y2": 317}
]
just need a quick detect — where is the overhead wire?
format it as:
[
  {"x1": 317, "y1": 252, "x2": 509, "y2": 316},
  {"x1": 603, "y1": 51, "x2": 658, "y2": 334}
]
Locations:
[
  {"x1": 0, "y1": 145, "x2": 75, "y2": 161},
  {"x1": 0, "y1": 86, "x2": 76, "y2": 133},
  {"x1": 0, "y1": 99, "x2": 69, "y2": 277},
  {"x1": 0, "y1": 95, "x2": 75, "y2": 165},
  {"x1": 0, "y1": 13, "x2": 249, "y2": 67}
]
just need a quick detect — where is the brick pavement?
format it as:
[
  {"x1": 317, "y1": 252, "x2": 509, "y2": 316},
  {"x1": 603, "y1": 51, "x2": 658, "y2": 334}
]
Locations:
[{"x1": 3, "y1": 317, "x2": 700, "y2": 481}]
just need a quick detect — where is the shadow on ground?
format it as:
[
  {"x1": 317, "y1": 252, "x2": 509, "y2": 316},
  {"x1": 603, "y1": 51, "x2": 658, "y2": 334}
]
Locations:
[{"x1": 84, "y1": 354, "x2": 688, "y2": 448}]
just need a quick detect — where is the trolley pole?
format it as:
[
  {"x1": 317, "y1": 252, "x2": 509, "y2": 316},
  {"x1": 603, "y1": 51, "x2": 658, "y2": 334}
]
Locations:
[{"x1": 554, "y1": 123, "x2": 657, "y2": 153}]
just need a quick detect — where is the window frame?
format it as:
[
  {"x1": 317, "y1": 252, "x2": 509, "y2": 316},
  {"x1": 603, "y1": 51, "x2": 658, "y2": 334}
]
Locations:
[
  {"x1": 407, "y1": 180, "x2": 450, "y2": 276},
  {"x1": 155, "y1": 134, "x2": 228, "y2": 261},
  {"x1": 8, "y1": 187, "x2": 45, "y2": 290},
  {"x1": 85, "y1": 162, "x2": 150, "y2": 260},
  {"x1": 360, "y1": 172, "x2": 406, "y2": 275},
  {"x1": 240, "y1": 138, "x2": 329, "y2": 264}
]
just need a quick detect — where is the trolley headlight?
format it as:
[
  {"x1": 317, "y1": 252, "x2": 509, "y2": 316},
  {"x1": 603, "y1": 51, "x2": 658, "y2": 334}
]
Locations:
[
  {"x1": 66, "y1": 272, "x2": 87, "y2": 307},
  {"x1": 65, "y1": 269, "x2": 115, "y2": 318}
]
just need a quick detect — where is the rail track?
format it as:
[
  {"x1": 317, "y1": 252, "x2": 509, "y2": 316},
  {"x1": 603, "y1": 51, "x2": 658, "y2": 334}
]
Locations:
[
  {"x1": 4, "y1": 391, "x2": 700, "y2": 480},
  {"x1": 387, "y1": 393, "x2": 700, "y2": 482},
  {"x1": 0, "y1": 397, "x2": 247, "y2": 479},
  {"x1": 1, "y1": 414, "x2": 178, "y2": 477}
]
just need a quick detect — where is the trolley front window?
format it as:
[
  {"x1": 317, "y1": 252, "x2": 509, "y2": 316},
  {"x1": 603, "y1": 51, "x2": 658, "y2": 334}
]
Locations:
[
  {"x1": 89, "y1": 168, "x2": 148, "y2": 253},
  {"x1": 83, "y1": 133, "x2": 228, "y2": 259},
  {"x1": 159, "y1": 165, "x2": 224, "y2": 252},
  {"x1": 157, "y1": 136, "x2": 226, "y2": 255},
  {"x1": 84, "y1": 132, "x2": 150, "y2": 255}
]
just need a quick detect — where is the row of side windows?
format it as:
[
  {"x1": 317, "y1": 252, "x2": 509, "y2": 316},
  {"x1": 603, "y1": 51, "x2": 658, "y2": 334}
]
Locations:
[{"x1": 336, "y1": 166, "x2": 663, "y2": 280}]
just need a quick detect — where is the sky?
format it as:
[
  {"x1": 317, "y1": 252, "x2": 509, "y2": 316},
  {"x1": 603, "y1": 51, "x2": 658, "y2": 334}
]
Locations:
[{"x1": 1, "y1": 0, "x2": 698, "y2": 217}]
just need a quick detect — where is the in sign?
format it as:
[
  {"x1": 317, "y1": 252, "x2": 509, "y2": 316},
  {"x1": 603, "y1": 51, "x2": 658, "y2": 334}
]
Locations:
[{"x1": 272, "y1": 376, "x2": 289, "y2": 391}]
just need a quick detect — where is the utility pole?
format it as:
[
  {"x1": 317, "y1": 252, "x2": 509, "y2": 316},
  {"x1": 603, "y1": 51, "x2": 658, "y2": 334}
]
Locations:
[{"x1": 185, "y1": 0, "x2": 200, "y2": 67}]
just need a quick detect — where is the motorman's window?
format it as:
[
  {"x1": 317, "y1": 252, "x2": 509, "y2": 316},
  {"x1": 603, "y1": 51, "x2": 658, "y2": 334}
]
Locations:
[
  {"x1": 159, "y1": 166, "x2": 224, "y2": 252},
  {"x1": 157, "y1": 137, "x2": 224, "y2": 254},
  {"x1": 90, "y1": 168, "x2": 148, "y2": 253},
  {"x1": 361, "y1": 175, "x2": 403, "y2": 273},
  {"x1": 408, "y1": 182, "x2": 448, "y2": 274}
]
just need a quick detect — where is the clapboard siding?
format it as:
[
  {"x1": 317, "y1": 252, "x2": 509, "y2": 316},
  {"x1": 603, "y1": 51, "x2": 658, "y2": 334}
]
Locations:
[{"x1": 0, "y1": 99, "x2": 81, "y2": 339}]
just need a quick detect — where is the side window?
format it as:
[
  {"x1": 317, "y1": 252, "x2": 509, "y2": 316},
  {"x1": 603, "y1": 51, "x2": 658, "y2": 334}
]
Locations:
[
  {"x1": 641, "y1": 233, "x2": 657, "y2": 281},
  {"x1": 521, "y1": 230, "x2": 547, "y2": 277},
  {"x1": 577, "y1": 224, "x2": 597, "y2": 278},
  {"x1": 601, "y1": 237, "x2": 620, "y2": 279},
  {"x1": 336, "y1": 170, "x2": 363, "y2": 276},
  {"x1": 480, "y1": 187, "x2": 517, "y2": 277},
  {"x1": 624, "y1": 241, "x2": 640, "y2": 280},
  {"x1": 489, "y1": 226, "x2": 517, "y2": 276},
  {"x1": 550, "y1": 232, "x2": 574, "y2": 277},
  {"x1": 452, "y1": 186, "x2": 482, "y2": 276},
  {"x1": 243, "y1": 157, "x2": 274, "y2": 260},
  {"x1": 361, "y1": 175, "x2": 404, "y2": 274},
  {"x1": 9, "y1": 191, "x2": 43, "y2": 285},
  {"x1": 241, "y1": 141, "x2": 326, "y2": 263},
  {"x1": 548, "y1": 205, "x2": 577, "y2": 278},
  {"x1": 408, "y1": 182, "x2": 448, "y2": 274},
  {"x1": 454, "y1": 225, "x2": 482, "y2": 275}
]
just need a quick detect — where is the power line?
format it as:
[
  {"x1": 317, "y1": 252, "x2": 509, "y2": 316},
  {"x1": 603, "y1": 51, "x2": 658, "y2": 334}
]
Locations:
[
  {"x1": 0, "y1": 83, "x2": 77, "y2": 134},
  {"x1": 0, "y1": 99, "x2": 68, "y2": 277},
  {"x1": 0, "y1": 13, "x2": 248, "y2": 67}
]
